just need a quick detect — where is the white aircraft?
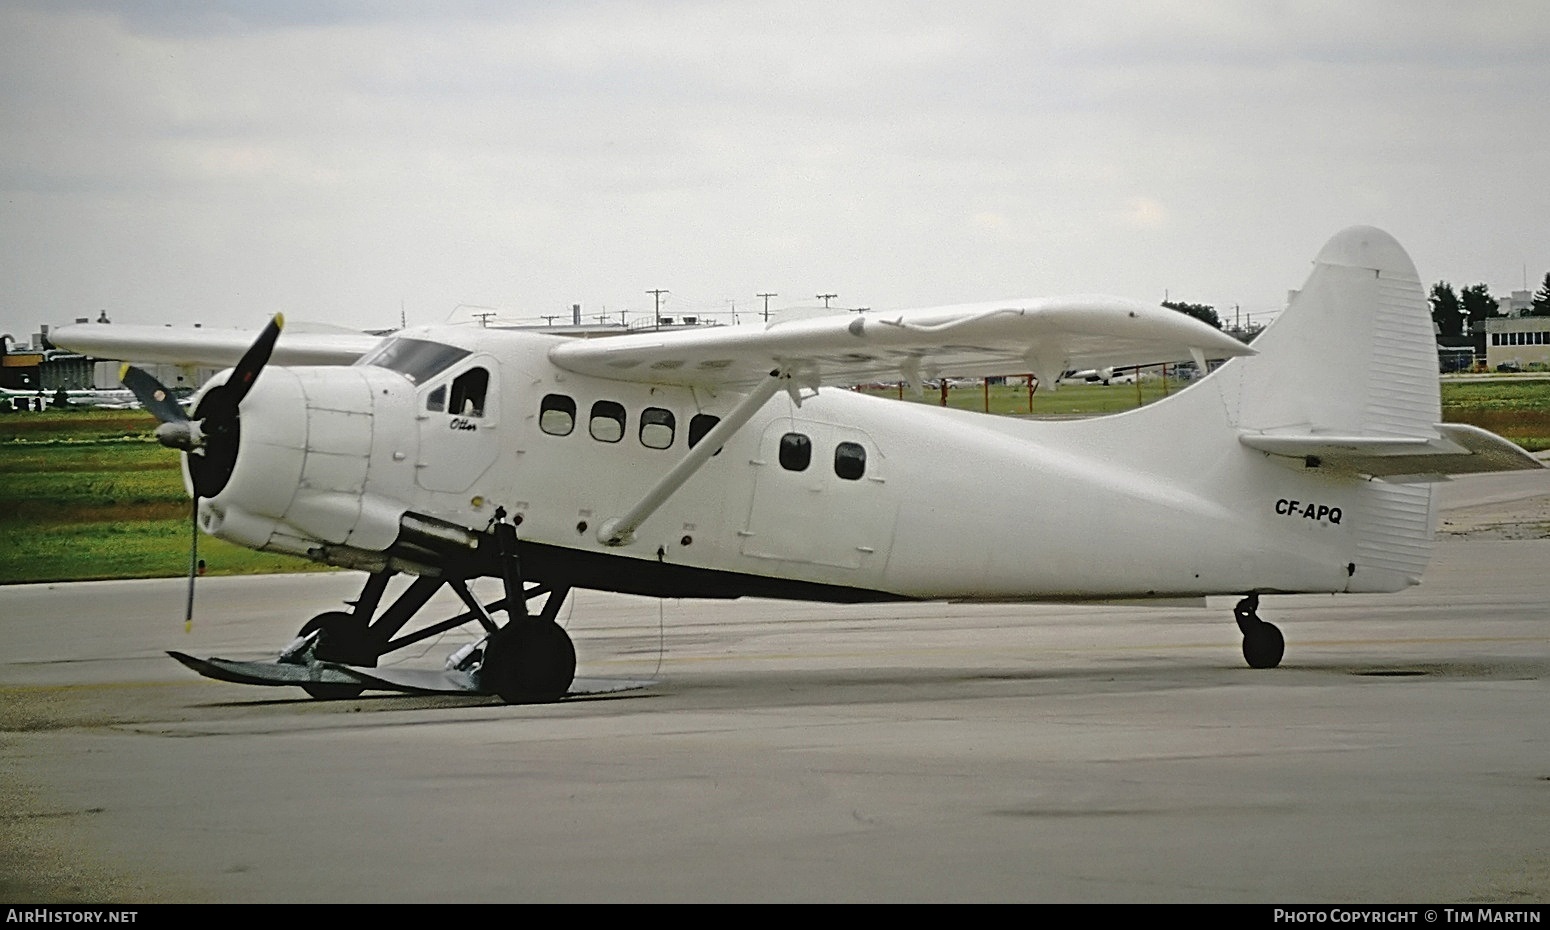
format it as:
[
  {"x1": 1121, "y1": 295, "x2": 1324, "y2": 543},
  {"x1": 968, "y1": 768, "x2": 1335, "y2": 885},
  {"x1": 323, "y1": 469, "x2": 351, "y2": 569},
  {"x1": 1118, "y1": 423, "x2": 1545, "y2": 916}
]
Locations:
[{"x1": 50, "y1": 226, "x2": 1542, "y2": 704}]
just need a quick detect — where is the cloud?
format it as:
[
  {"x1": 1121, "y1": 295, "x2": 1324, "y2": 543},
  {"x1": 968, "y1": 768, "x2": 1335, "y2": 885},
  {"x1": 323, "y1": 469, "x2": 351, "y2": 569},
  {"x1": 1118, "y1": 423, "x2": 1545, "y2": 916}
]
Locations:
[{"x1": 1, "y1": 1, "x2": 1548, "y2": 334}]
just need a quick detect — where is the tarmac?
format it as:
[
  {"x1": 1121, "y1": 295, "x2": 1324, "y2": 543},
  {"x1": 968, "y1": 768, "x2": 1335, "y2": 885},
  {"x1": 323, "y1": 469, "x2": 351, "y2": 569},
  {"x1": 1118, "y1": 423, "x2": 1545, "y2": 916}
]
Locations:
[{"x1": 1, "y1": 470, "x2": 1548, "y2": 903}]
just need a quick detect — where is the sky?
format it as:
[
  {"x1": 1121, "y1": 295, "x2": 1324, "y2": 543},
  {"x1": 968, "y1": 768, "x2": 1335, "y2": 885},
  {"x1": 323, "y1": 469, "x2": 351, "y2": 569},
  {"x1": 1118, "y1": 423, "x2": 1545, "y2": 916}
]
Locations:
[{"x1": 2, "y1": 0, "x2": 1548, "y2": 342}]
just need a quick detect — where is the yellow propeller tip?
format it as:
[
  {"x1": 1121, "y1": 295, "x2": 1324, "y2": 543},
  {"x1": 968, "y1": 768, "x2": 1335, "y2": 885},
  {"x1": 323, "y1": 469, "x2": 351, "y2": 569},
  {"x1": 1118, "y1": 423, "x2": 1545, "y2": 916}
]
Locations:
[
  {"x1": 118, "y1": 362, "x2": 130, "y2": 379},
  {"x1": 274, "y1": 312, "x2": 285, "y2": 329}
]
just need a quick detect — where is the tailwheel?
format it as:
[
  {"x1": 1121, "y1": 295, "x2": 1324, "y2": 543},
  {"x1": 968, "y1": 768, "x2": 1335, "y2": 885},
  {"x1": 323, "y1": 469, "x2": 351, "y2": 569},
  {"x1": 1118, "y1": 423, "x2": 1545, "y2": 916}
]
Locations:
[
  {"x1": 1241, "y1": 621, "x2": 1285, "y2": 669},
  {"x1": 296, "y1": 611, "x2": 369, "y2": 700},
  {"x1": 480, "y1": 621, "x2": 576, "y2": 704},
  {"x1": 1234, "y1": 594, "x2": 1285, "y2": 669}
]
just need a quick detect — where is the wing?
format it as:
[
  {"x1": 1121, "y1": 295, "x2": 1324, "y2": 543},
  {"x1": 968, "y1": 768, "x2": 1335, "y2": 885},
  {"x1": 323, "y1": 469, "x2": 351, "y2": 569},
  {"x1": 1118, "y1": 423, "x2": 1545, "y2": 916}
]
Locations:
[
  {"x1": 49, "y1": 322, "x2": 382, "y2": 367},
  {"x1": 548, "y1": 296, "x2": 1255, "y2": 390}
]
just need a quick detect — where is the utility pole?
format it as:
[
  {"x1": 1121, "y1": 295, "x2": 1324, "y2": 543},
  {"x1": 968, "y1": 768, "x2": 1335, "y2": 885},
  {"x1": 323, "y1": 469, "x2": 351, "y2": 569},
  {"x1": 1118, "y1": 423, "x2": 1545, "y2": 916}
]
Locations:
[
  {"x1": 648, "y1": 289, "x2": 669, "y2": 330},
  {"x1": 455, "y1": 304, "x2": 499, "y2": 327},
  {"x1": 817, "y1": 293, "x2": 837, "y2": 309},
  {"x1": 758, "y1": 292, "x2": 778, "y2": 322}
]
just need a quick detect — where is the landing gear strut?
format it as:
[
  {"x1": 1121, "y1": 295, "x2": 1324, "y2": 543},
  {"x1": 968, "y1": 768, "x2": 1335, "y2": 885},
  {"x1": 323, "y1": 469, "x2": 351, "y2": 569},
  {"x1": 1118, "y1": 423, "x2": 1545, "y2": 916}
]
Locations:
[
  {"x1": 475, "y1": 507, "x2": 575, "y2": 703},
  {"x1": 1234, "y1": 593, "x2": 1285, "y2": 669},
  {"x1": 277, "y1": 509, "x2": 577, "y2": 703}
]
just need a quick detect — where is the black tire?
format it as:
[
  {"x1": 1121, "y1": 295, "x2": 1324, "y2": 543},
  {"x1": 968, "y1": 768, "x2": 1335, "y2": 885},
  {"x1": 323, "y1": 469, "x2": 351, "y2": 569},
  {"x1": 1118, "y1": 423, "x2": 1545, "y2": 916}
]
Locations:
[
  {"x1": 297, "y1": 611, "x2": 368, "y2": 700},
  {"x1": 1242, "y1": 622, "x2": 1285, "y2": 669},
  {"x1": 481, "y1": 621, "x2": 577, "y2": 704}
]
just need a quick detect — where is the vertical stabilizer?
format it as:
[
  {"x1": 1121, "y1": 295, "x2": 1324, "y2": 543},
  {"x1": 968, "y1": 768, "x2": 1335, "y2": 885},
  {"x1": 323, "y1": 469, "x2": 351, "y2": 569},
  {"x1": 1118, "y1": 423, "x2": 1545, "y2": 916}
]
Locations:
[
  {"x1": 1226, "y1": 226, "x2": 1438, "y2": 438},
  {"x1": 1220, "y1": 227, "x2": 1441, "y2": 590}
]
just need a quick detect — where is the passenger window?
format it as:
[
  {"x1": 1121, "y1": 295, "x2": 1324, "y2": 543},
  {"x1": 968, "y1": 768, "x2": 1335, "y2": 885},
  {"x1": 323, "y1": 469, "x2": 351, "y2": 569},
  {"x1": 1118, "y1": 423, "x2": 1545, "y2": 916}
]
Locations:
[
  {"x1": 688, "y1": 414, "x2": 721, "y2": 454},
  {"x1": 640, "y1": 407, "x2": 675, "y2": 450},
  {"x1": 539, "y1": 394, "x2": 575, "y2": 436},
  {"x1": 426, "y1": 385, "x2": 446, "y2": 413},
  {"x1": 779, "y1": 432, "x2": 811, "y2": 471},
  {"x1": 589, "y1": 400, "x2": 626, "y2": 443},
  {"x1": 448, "y1": 367, "x2": 489, "y2": 417},
  {"x1": 835, "y1": 441, "x2": 866, "y2": 480}
]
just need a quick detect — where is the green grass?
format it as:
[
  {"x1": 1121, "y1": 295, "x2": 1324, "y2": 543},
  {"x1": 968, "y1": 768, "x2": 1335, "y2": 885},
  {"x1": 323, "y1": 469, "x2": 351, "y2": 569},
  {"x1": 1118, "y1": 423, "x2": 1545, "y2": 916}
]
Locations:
[
  {"x1": 1440, "y1": 379, "x2": 1550, "y2": 452},
  {"x1": 859, "y1": 378, "x2": 1182, "y2": 417},
  {"x1": 0, "y1": 407, "x2": 333, "y2": 584},
  {"x1": 2, "y1": 377, "x2": 1547, "y2": 584},
  {"x1": 863, "y1": 378, "x2": 1550, "y2": 450}
]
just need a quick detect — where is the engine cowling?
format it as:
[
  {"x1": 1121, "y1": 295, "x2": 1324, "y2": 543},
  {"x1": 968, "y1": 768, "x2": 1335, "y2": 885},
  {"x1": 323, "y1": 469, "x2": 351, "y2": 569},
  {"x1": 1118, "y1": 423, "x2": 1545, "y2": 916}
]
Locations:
[{"x1": 191, "y1": 365, "x2": 420, "y2": 560}]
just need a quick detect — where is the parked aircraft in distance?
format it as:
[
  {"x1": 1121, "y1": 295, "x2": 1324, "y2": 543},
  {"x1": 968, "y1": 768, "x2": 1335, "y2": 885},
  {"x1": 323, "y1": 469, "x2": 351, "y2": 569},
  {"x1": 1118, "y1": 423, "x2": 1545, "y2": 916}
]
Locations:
[
  {"x1": 1, "y1": 387, "x2": 139, "y2": 410},
  {"x1": 51, "y1": 227, "x2": 1542, "y2": 703}
]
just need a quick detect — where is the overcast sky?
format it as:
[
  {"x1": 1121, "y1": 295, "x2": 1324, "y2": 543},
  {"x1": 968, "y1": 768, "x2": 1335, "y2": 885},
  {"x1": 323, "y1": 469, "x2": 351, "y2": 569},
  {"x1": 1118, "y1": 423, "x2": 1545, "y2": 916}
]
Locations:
[{"x1": 2, "y1": 0, "x2": 1548, "y2": 340}]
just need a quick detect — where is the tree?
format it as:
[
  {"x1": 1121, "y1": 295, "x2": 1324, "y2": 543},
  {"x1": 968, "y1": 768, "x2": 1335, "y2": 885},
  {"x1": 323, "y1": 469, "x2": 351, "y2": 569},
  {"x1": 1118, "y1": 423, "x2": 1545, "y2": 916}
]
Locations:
[
  {"x1": 1429, "y1": 282, "x2": 1464, "y2": 337},
  {"x1": 1532, "y1": 272, "x2": 1550, "y2": 317},
  {"x1": 1460, "y1": 283, "x2": 1500, "y2": 329},
  {"x1": 1162, "y1": 300, "x2": 1221, "y2": 330}
]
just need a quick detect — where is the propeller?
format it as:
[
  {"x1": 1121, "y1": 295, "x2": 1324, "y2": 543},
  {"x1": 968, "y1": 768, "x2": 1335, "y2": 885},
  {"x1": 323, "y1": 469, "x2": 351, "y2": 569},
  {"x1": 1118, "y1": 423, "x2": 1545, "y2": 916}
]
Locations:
[
  {"x1": 118, "y1": 314, "x2": 285, "y2": 630},
  {"x1": 121, "y1": 313, "x2": 284, "y2": 499}
]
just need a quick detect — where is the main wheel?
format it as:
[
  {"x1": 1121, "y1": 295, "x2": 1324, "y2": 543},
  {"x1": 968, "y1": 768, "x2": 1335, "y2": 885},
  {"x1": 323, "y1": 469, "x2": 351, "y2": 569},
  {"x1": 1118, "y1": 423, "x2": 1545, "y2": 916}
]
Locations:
[
  {"x1": 1242, "y1": 621, "x2": 1285, "y2": 669},
  {"x1": 296, "y1": 611, "x2": 369, "y2": 700},
  {"x1": 481, "y1": 621, "x2": 577, "y2": 704}
]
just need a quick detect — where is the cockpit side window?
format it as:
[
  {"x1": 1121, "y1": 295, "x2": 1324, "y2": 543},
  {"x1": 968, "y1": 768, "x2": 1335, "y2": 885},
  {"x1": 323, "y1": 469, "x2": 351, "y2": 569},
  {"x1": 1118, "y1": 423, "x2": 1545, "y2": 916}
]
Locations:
[
  {"x1": 357, "y1": 337, "x2": 471, "y2": 385},
  {"x1": 447, "y1": 367, "x2": 489, "y2": 417}
]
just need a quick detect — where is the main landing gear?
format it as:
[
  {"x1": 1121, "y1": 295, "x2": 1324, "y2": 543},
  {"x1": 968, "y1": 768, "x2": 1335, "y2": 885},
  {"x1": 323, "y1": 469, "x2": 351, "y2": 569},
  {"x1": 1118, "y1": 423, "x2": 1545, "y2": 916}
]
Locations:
[
  {"x1": 279, "y1": 509, "x2": 577, "y2": 703},
  {"x1": 1234, "y1": 593, "x2": 1285, "y2": 669}
]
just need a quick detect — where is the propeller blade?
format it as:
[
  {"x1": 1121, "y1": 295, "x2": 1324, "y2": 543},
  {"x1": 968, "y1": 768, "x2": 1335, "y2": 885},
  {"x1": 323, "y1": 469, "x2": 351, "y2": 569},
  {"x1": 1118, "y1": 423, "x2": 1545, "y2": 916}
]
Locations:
[
  {"x1": 224, "y1": 313, "x2": 284, "y2": 408},
  {"x1": 120, "y1": 364, "x2": 188, "y2": 425},
  {"x1": 186, "y1": 496, "x2": 199, "y2": 633}
]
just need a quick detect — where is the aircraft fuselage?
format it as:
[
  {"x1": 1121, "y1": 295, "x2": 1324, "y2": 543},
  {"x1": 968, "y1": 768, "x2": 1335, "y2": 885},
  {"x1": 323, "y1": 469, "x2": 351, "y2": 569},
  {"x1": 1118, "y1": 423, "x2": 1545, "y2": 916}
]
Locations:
[{"x1": 191, "y1": 324, "x2": 1420, "y2": 604}]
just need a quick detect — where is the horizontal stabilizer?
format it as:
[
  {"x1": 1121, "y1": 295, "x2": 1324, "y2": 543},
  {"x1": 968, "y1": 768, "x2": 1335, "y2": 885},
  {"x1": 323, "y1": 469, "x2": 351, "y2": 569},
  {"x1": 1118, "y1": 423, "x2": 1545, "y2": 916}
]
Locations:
[{"x1": 1238, "y1": 423, "x2": 1544, "y2": 481}]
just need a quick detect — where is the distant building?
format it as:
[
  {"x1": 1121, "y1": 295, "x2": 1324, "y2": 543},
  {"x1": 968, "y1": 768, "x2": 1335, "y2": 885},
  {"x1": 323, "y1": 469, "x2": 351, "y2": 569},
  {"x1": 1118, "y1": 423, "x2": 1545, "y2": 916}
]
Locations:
[
  {"x1": 1501, "y1": 290, "x2": 1534, "y2": 318},
  {"x1": 1484, "y1": 317, "x2": 1550, "y2": 371}
]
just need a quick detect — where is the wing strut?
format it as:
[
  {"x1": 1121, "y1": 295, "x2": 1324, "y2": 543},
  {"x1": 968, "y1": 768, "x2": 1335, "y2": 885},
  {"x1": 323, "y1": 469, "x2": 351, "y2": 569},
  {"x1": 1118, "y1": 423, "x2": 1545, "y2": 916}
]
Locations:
[{"x1": 598, "y1": 368, "x2": 788, "y2": 547}]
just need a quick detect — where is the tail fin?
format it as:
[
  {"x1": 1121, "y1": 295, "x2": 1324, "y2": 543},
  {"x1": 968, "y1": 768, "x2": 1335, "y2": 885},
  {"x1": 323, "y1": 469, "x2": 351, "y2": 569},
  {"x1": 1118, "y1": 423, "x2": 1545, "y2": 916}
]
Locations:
[
  {"x1": 1224, "y1": 226, "x2": 1538, "y2": 477},
  {"x1": 1210, "y1": 226, "x2": 1539, "y2": 591},
  {"x1": 1221, "y1": 226, "x2": 1438, "y2": 439}
]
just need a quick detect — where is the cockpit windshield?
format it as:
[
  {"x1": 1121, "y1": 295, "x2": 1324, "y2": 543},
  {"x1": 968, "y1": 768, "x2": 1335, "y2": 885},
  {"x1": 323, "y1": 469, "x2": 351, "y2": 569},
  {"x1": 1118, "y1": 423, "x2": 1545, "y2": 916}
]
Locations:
[{"x1": 355, "y1": 338, "x2": 471, "y2": 385}]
